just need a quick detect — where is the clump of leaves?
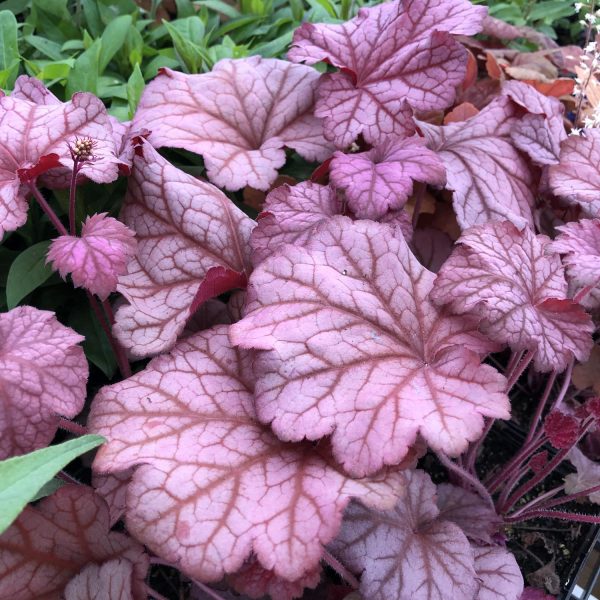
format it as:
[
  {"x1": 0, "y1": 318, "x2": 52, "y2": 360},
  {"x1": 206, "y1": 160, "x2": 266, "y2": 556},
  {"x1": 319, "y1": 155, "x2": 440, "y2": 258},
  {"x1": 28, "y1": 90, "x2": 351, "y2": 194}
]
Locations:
[{"x1": 1, "y1": 0, "x2": 600, "y2": 599}]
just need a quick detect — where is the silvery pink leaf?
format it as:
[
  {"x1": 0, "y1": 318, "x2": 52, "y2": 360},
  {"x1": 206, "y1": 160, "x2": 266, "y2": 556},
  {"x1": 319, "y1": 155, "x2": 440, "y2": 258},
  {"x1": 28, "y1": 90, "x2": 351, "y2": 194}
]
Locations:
[
  {"x1": 437, "y1": 484, "x2": 502, "y2": 544},
  {"x1": 431, "y1": 221, "x2": 594, "y2": 372},
  {"x1": 250, "y1": 182, "x2": 342, "y2": 265},
  {"x1": 502, "y1": 81, "x2": 566, "y2": 165},
  {"x1": 473, "y1": 545, "x2": 524, "y2": 600},
  {"x1": 329, "y1": 469, "x2": 478, "y2": 600},
  {"x1": 0, "y1": 485, "x2": 148, "y2": 600},
  {"x1": 482, "y1": 16, "x2": 557, "y2": 49},
  {"x1": 418, "y1": 96, "x2": 535, "y2": 229},
  {"x1": 64, "y1": 559, "x2": 134, "y2": 600},
  {"x1": 564, "y1": 447, "x2": 600, "y2": 504},
  {"x1": 12, "y1": 74, "x2": 61, "y2": 105},
  {"x1": 132, "y1": 57, "x2": 333, "y2": 191},
  {"x1": 0, "y1": 306, "x2": 88, "y2": 459},
  {"x1": 230, "y1": 217, "x2": 509, "y2": 477},
  {"x1": 0, "y1": 90, "x2": 122, "y2": 237},
  {"x1": 113, "y1": 139, "x2": 254, "y2": 358},
  {"x1": 549, "y1": 129, "x2": 600, "y2": 216},
  {"x1": 88, "y1": 326, "x2": 406, "y2": 583},
  {"x1": 47, "y1": 213, "x2": 137, "y2": 301},
  {"x1": 329, "y1": 137, "x2": 446, "y2": 219},
  {"x1": 288, "y1": 0, "x2": 483, "y2": 148},
  {"x1": 410, "y1": 228, "x2": 453, "y2": 272},
  {"x1": 229, "y1": 558, "x2": 321, "y2": 600},
  {"x1": 92, "y1": 469, "x2": 133, "y2": 527},
  {"x1": 550, "y1": 218, "x2": 600, "y2": 308}
]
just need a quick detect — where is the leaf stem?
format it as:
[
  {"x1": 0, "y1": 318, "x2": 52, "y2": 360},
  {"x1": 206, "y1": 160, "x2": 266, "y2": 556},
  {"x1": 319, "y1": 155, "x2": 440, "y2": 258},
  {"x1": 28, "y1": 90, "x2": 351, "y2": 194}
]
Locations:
[
  {"x1": 464, "y1": 417, "x2": 495, "y2": 474},
  {"x1": 505, "y1": 509, "x2": 600, "y2": 524},
  {"x1": 322, "y1": 549, "x2": 360, "y2": 589},
  {"x1": 58, "y1": 418, "x2": 88, "y2": 436},
  {"x1": 144, "y1": 585, "x2": 171, "y2": 600},
  {"x1": 506, "y1": 350, "x2": 535, "y2": 389},
  {"x1": 28, "y1": 184, "x2": 68, "y2": 236},
  {"x1": 68, "y1": 160, "x2": 82, "y2": 236},
  {"x1": 522, "y1": 483, "x2": 600, "y2": 513},
  {"x1": 548, "y1": 359, "x2": 574, "y2": 412},
  {"x1": 191, "y1": 580, "x2": 228, "y2": 600},
  {"x1": 524, "y1": 371, "x2": 557, "y2": 445}
]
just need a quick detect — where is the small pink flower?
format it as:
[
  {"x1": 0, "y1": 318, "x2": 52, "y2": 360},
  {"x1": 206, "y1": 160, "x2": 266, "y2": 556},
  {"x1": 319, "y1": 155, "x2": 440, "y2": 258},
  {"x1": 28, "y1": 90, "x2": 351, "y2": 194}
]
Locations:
[{"x1": 47, "y1": 213, "x2": 137, "y2": 300}]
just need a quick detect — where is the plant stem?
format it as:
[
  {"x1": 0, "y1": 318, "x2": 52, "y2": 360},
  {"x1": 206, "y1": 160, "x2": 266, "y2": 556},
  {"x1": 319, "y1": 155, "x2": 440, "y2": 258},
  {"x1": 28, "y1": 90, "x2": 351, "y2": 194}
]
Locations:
[
  {"x1": 464, "y1": 417, "x2": 495, "y2": 473},
  {"x1": 322, "y1": 549, "x2": 360, "y2": 589},
  {"x1": 58, "y1": 418, "x2": 88, "y2": 436},
  {"x1": 526, "y1": 483, "x2": 600, "y2": 512},
  {"x1": 524, "y1": 371, "x2": 557, "y2": 445},
  {"x1": 101, "y1": 298, "x2": 132, "y2": 378},
  {"x1": 28, "y1": 184, "x2": 68, "y2": 236},
  {"x1": 506, "y1": 350, "x2": 535, "y2": 389},
  {"x1": 436, "y1": 451, "x2": 495, "y2": 509},
  {"x1": 548, "y1": 360, "x2": 574, "y2": 412},
  {"x1": 87, "y1": 293, "x2": 132, "y2": 378},
  {"x1": 68, "y1": 160, "x2": 81, "y2": 236},
  {"x1": 144, "y1": 585, "x2": 170, "y2": 600},
  {"x1": 506, "y1": 509, "x2": 600, "y2": 524},
  {"x1": 191, "y1": 580, "x2": 228, "y2": 600},
  {"x1": 507, "y1": 484, "x2": 564, "y2": 518}
]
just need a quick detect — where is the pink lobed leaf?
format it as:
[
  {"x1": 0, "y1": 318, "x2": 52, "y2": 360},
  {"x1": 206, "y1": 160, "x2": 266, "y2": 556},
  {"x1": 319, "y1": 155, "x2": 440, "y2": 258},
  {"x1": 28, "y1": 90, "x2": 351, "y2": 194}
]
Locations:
[
  {"x1": 564, "y1": 446, "x2": 600, "y2": 504},
  {"x1": 230, "y1": 217, "x2": 509, "y2": 477},
  {"x1": 132, "y1": 57, "x2": 333, "y2": 191},
  {"x1": 437, "y1": 483, "x2": 502, "y2": 544},
  {"x1": 113, "y1": 139, "x2": 254, "y2": 358},
  {"x1": 0, "y1": 86, "x2": 123, "y2": 237},
  {"x1": 288, "y1": 0, "x2": 483, "y2": 148},
  {"x1": 501, "y1": 80, "x2": 566, "y2": 165},
  {"x1": 47, "y1": 213, "x2": 137, "y2": 301},
  {"x1": 550, "y1": 218, "x2": 600, "y2": 308},
  {"x1": 329, "y1": 469, "x2": 478, "y2": 600},
  {"x1": 328, "y1": 136, "x2": 446, "y2": 219},
  {"x1": 0, "y1": 306, "x2": 88, "y2": 459},
  {"x1": 229, "y1": 558, "x2": 321, "y2": 600},
  {"x1": 88, "y1": 325, "x2": 407, "y2": 583},
  {"x1": 64, "y1": 559, "x2": 134, "y2": 600},
  {"x1": 250, "y1": 182, "x2": 342, "y2": 265},
  {"x1": 431, "y1": 221, "x2": 594, "y2": 372},
  {"x1": 473, "y1": 545, "x2": 524, "y2": 600},
  {"x1": 418, "y1": 95, "x2": 536, "y2": 230},
  {"x1": 549, "y1": 129, "x2": 600, "y2": 216},
  {"x1": 0, "y1": 485, "x2": 148, "y2": 600}
]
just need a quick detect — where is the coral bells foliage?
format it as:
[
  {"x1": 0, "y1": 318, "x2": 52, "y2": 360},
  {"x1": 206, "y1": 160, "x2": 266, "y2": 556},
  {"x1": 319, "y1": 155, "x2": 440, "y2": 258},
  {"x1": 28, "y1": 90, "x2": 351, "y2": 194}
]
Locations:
[{"x1": 3, "y1": 0, "x2": 600, "y2": 598}]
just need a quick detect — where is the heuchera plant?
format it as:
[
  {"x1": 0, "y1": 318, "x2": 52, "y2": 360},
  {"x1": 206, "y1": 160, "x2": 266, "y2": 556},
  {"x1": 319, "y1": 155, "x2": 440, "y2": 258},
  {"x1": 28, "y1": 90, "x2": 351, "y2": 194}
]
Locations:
[{"x1": 1, "y1": 0, "x2": 600, "y2": 599}]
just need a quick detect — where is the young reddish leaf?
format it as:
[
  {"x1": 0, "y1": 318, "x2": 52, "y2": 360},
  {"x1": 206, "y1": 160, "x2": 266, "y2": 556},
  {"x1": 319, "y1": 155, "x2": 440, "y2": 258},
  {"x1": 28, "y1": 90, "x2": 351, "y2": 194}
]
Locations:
[
  {"x1": 88, "y1": 326, "x2": 407, "y2": 583},
  {"x1": 0, "y1": 485, "x2": 148, "y2": 599},
  {"x1": 473, "y1": 545, "x2": 524, "y2": 600},
  {"x1": 0, "y1": 306, "x2": 88, "y2": 459},
  {"x1": 437, "y1": 483, "x2": 502, "y2": 544},
  {"x1": 47, "y1": 213, "x2": 137, "y2": 301},
  {"x1": 502, "y1": 81, "x2": 566, "y2": 165},
  {"x1": 418, "y1": 96, "x2": 535, "y2": 230},
  {"x1": 0, "y1": 91, "x2": 123, "y2": 237},
  {"x1": 288, "y1": 0, "x2": 483, "y2": 148},
  {"x1": 410, "y1": 228, "x2": 453, "y2": 272},
  {"x1": 545, "y1": 411, "x2": 580, "y2": 449},
  {"x1": 251, "y1": 182, "x2": 342, "y2": 265},
  {"x1": 328, "y1": 137, "x2": 446, "y2": 219},
  {"x1": 64, "y1": 558, "x2": 134, "y2": 600},
  {"x1": 92, "y1": 469, "x2": 133, "y2": 527},
  {"x1": 231, "y1": 217, "x2": 509, "y2": 477},
  {"x1": 431, "y1": 221, "x2": 594, "y2": 372},
  {"x1": 444, "y1": 102, "x2": 479, "y2": 124},
  {"x1": 132, "y1": 57, "x2": 332, "y2": 191},
  {"x1": 550, "y1": 218, "x2": 600, "y2": 308},
  {"x1": 564, "y1": 447, "x2": 600, "y2": 504},
  {"x1": 520, "y1": 588, "x2": 556, "y2": 600},
  {"x1": 549, "y1": 130, "x2": 600, "y2": 216},
  {"x1": 113, "y1": 140, "x2": 254, "y2": 358},
  {"x1": 329, "y1": 469, "x2": 478, "y2": 600},
  {"x1": 229, "y1": 558, "x2": 321, "y2": 600}
]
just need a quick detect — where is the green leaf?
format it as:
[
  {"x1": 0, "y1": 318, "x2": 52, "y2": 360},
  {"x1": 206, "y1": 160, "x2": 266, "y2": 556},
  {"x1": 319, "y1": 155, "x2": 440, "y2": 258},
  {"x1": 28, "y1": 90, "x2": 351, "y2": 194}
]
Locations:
[
  {"x1": 99, "y1": 14, "x2": 132, "y2": 73},
  {"x1": 6, "y1": 241, "x2": 54, "y2": 309},
  {"x1": 65, "y1": 38, "x2": 102, "y2": 96},
  {"x1": 196, "y1": 0, "x2": 241, "y2": 19},
  {"x1": 23, "y1": 35, "x2": 65, "y2": 61},
  {"x1": 81, "y1": 0, "x2": 103, "y2": 38},
  {"x1": 0, "y1": 0, "x2": 30, "y2": 14},
  {"x1": 36, "y1": 59, "x2": 73, "y2": 81},
  {"x1": 528, "y1": 0, "x2": 574, "y2": 22},
  {"x1": 253, "y1": 30, "x2": 293, "y2": 57},
  {"x1": 163, "y1": 17, "x2": 207, "y2": 73},
  {"x1": 30, "y1": 477, "x2": 65, "y2": 502},
  {"x1": 0, "y1": 435, "x2": 104, "y2": 534},
  {"x1": 126, "y1": 62, "x2": 144, "y2": 119},
  {"x1": 0, "y1": 10, "x2": 19, "y2": 88},
  {"x1": 175, "y1": 0, "x2": 196, "y2": 17}
]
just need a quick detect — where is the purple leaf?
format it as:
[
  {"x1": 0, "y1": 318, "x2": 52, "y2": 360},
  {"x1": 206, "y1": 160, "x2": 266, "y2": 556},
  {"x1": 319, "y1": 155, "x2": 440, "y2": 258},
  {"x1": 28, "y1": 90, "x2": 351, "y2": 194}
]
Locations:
[
  {"x1": 0, "y1": 306, "x2": 88, "y2": 459},
  {"x1": 329, "y1": 137, "x2": 446, "y2": 219},
  {"x1": 550, "y1": 218, "x2": 600, "y2": 308},
  {"x1": 113, "y1": 139, "x2": 254, "y2": 358},
  {"x1": 131, "y1": 57, "x2": 333, "y2": 191},
  {"x1": 437, "y1": 484, "x2": 502, "y2": 544},
  {"x1": 231, "y1": 217, "x2": 509, "y2": 477},
  {"x1": 431, "y1": 221, "x2": 594, "y2": 372},
  {"x1": 64, "y1": 559, "x2": 134, "y2": 600},
  {"x1": 92, "y1": 469, "x2": 133, "y2": 527},
  {"x1": 564, "y1": 447, "x2": 600, "y2": 504},
  {"x1": 410, "y1": 228, "x2": 454, "y2": 272},
  {"x1": 250, "y1": 182, "x2": 342, "y2": 265},
  {"x1": 88, "y1": 325, "x2": 407, "y2": 583},
  {"x1": 549, "y1": 129, "x2": 600, "y2": 216},
  {"x1": 418, "y1": 96, "x2": 535, "y2": 229},
  {"x1": 47, "y1": 213, "x2": 137, "y2": 300},
  {"x1": 329, "y1": 469, "x2": 478, "y2": 600},
  {"x1": 473, "y1": 545, "x2": 524, "y2": 600},
  {"x1": 288, "y1": 0, "x2": 484, "y2": 148}
]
